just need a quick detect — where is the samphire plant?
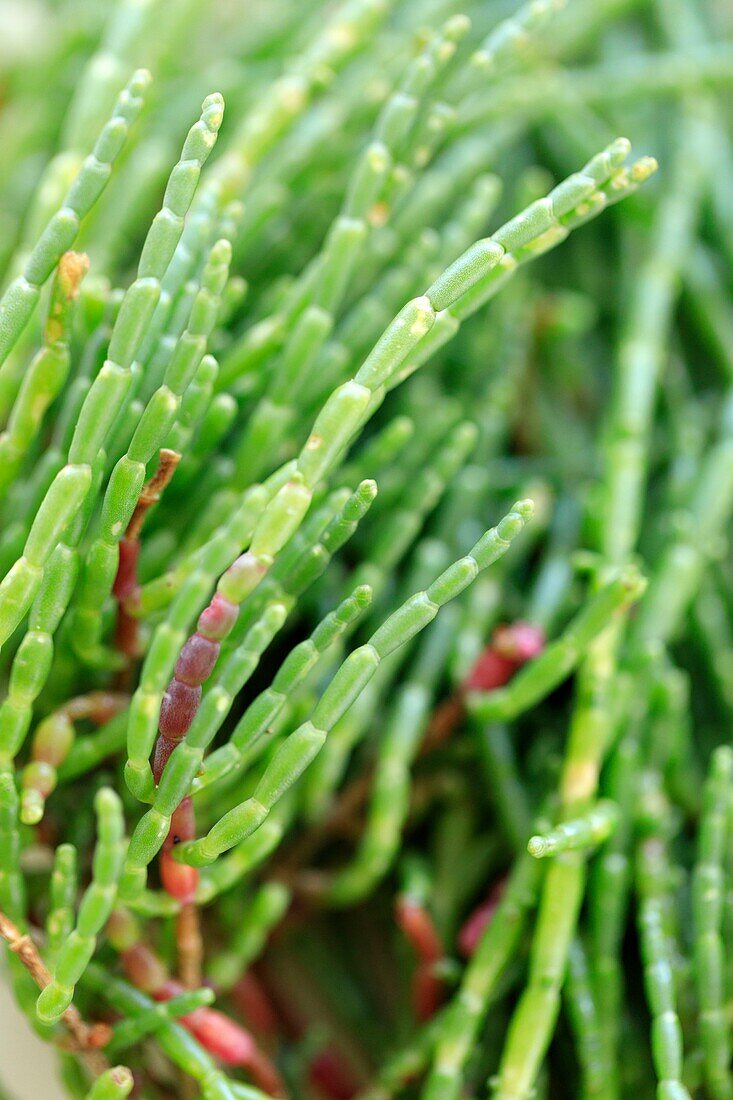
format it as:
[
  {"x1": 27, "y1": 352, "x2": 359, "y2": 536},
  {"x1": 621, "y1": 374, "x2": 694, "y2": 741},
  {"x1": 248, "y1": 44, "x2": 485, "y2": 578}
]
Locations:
[{"x1": 0, "y1": 0, "x2": 732, "y2": 1096}]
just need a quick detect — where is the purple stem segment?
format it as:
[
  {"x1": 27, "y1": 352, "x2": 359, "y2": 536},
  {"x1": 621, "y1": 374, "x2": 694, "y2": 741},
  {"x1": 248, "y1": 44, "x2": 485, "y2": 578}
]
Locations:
[{"x1": 153, "y1": 593, "x2": 239, "y2": 782}]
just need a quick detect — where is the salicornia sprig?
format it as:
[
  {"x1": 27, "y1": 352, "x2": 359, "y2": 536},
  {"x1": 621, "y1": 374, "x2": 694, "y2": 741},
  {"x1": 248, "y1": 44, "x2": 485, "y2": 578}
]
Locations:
[
  {"x1": 489, "y1": 565, "x2": 646, "y2": 1100},
  {"x1": 44, "y1": 844, "x2": 78, "y2": 966},
  {"x1": 0, "y1": 3, "x2": 727, "y2": 1095},
  {"x1": 70, "y1": 238, "x2": 233, "y2": 667},
  {"x1": 0, "y1": 92, "x2": 225, "y2": 653},
  {"x1": 36, "y1": 788, "x2": 126, "y2": 1022},
  {"x1": 84, "y1": 963, "x2": 240, "y2": 1100},
  {"x1": 176, "y1": 499, "x2": 534, "y2": 866},
  {"x1": 104, "y1": 985, "x2": 216, "y2": 1056},
  {"x1": 0, "y1": 70, "x2": 150, "y2": 376},
  {"x1": 323, "y1": 605, "x2": 461, "y2": 905},
  {"x1": 230, "y1": 13, "x2": 470, "y2": 485},
  {"x1": 120, "y1": 600, "x2": 288, "y2": 900},
  {"x1": 422, "y1": 850, "x2": 544, "y2": 1100},
  {"x1": 124, "y1": 469, "x2": 291, "y2": 800},
  {"x1": 195, "y1": 585, "x2": 374, "y2": 794}
]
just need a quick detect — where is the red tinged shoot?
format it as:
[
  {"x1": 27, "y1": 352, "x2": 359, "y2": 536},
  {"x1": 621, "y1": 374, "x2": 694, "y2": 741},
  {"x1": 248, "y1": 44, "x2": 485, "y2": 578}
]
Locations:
[
  {"x1": 463, "y1": 622, "x2": 545, "y2": 693},
  {"x1": 153, "y1": 593, "x2": 238, "y2": 781},
  {"x1": 113, "y1": 538, "x2": 142, "y2": 659},
  {"x1": 426, "y1": 621, "x2": 545, "y2": 753},
  {"x1": 153, "y1": 590, "x2": 240, "y2": 902},
  {"x1": 114, "y1": 449, "x2": 180, "y2": 664}
]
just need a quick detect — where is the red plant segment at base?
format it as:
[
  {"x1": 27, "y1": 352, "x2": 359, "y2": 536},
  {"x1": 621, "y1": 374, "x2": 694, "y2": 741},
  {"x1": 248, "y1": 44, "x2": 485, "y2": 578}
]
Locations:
[
  {"x1": 113, "y1": 538, "x2": 140, "y2": 606},
  {"x1": 160, "y1": 797, "x2": 199, "y2": 903},
  {"x1": 122, "y1": 944, "x2": 285, "y2": 1095},
  {"x1": 395, "y1": 897, "x2": 445, "y2": 1022}
]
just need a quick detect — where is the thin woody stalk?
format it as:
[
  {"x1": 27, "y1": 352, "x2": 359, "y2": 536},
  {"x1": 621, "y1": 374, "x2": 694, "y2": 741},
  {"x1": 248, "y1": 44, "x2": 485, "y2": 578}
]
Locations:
[
  {"x1": 0, "y1": 908, "x2": 109, "y2": 1065},
  {"x1": 114, "y1": 448, "x2": 181, "y2": 665}
]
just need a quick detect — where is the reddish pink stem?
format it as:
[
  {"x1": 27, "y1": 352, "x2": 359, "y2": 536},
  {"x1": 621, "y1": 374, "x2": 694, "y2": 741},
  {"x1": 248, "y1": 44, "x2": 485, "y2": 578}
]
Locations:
[
  {"x1": 113, "y1": 538, "x2": 140, "y2": 603},
  {"x1": 412, "y1": 967, "x2": 444, "y2": 1024},
  {"x1": 114, "y1": 450, "x2": 180, "y2": 664},
  {"x1": 395, "y1": 898, "x2": 442, "y2": 962},
  {"x1": 154, "y1": 593, "x2": 240, "y2": 904},
  {"x1": 113, "y1": 539, "x2": 142, "y2": 660}
]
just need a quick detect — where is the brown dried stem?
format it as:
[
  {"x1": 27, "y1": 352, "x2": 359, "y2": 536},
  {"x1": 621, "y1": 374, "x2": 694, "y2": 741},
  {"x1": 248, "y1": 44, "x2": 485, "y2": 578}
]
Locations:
[
  {"x1": 126, "y1": 448, "x2": 181, "y2": 541},
  {"x1": 0, "y1": 908, "x2": 110, "y2": 1072},
  {"x1": 176, "y1": 903, "x2": 203, "y2": 990}
]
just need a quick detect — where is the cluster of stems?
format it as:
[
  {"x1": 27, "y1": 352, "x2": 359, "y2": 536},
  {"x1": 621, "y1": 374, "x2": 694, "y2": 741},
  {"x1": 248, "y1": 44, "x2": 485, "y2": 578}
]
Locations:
[{"x1": 0, "y1": 1, "x2": 730, "y2": 1099}]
